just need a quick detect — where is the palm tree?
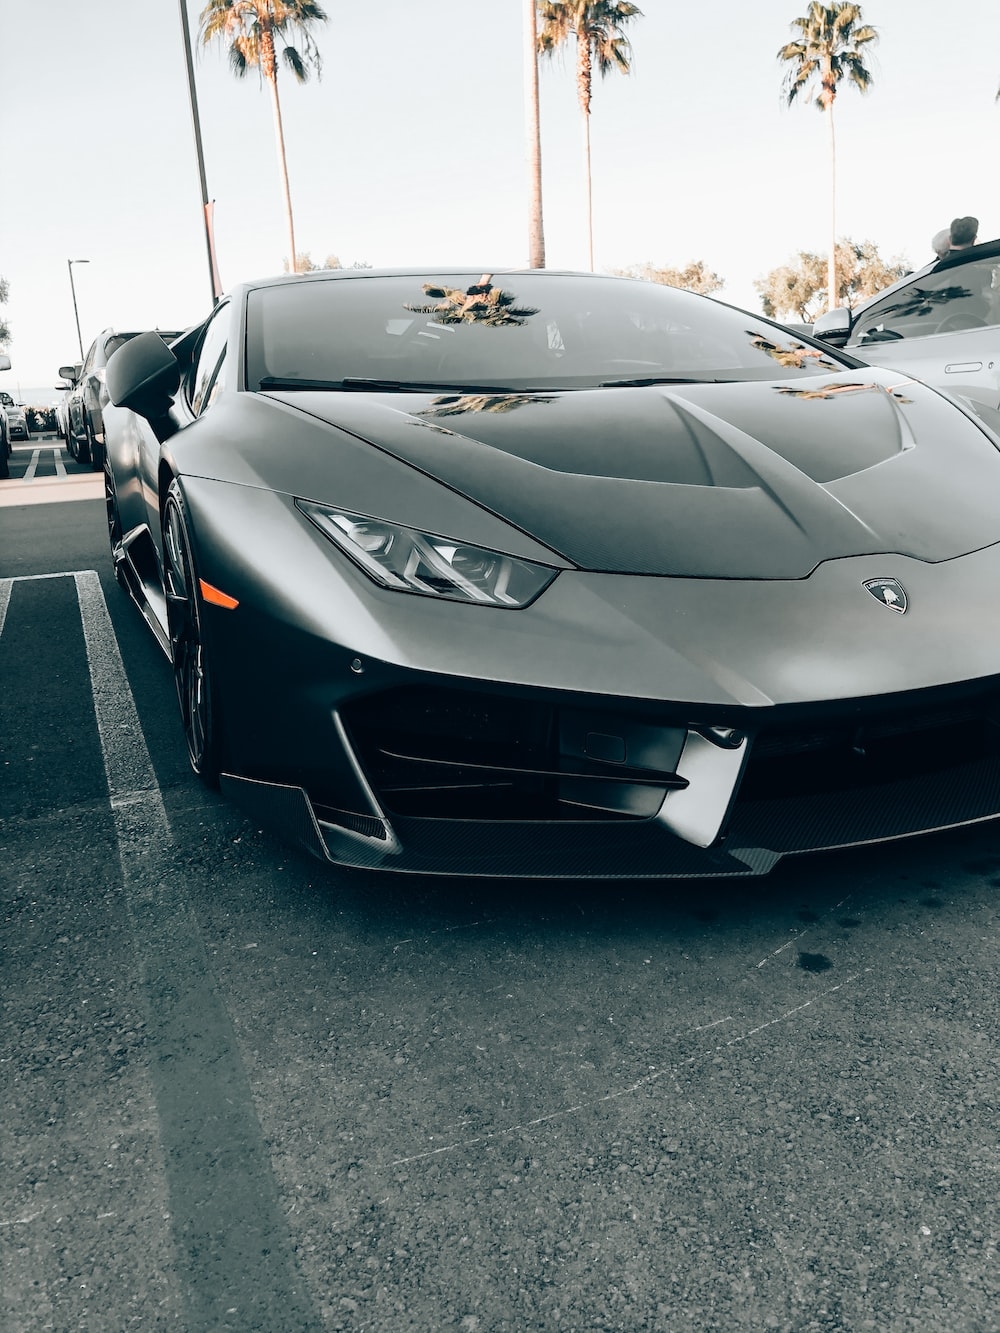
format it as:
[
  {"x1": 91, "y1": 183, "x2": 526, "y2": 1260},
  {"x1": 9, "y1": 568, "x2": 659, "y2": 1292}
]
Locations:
[
  {"x1": 537, "y1": 1, "x2": 642, "y2": 271},
  {"x1": 199, "y1": 0, "x2": 328, "y2": 274},
  {"x1": 778, "y1": 2, "x2": 878, "y2": 311},
  {"x1": 524, "y1": 0, "x2": 546, "y2": 268}
]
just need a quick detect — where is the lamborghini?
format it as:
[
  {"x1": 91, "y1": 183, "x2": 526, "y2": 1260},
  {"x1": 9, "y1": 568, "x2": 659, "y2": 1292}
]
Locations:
[{"x1": 102, "y1": 268, "x2": 1000, "y2": 877}]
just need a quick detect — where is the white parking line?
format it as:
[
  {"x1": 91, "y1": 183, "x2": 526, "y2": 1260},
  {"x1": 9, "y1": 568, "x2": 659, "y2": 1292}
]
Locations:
[
  {"x1": 73, "y1": 569, "x2": 172, "y2": 839},
  {"x1": 0, "y1": 569, "x2": 170, "y2": 838},
  {"x1": 20, "y1": 447, "x2": 67, "y2": 478}
]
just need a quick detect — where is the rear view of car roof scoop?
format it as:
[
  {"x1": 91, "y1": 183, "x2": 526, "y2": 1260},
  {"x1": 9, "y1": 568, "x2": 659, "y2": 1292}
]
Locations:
[{"x1": 106, "y1": 331, "x2": 181, "y2": 442}]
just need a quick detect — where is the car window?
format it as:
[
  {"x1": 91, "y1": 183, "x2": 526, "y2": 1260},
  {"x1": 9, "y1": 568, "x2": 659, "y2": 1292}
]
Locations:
[
  {"x1": 245, "y1": 274, "x2": 851, "y2": 392},
  {"x1": 81, "y1": 341, "x2": 97, "y2": 374},
  {"x1": 850, "y1": 254, "x2": 1000, "y2": 346},
  {"x1": 189, "y1": 304, "x2": 229, "y2": 415}
]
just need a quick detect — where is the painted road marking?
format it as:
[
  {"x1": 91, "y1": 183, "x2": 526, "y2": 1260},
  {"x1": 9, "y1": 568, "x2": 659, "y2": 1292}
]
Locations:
[
  {"x1": 18, "y1": 447, "x2": 64, "y2": 480},
  {"x1": 0, "y1": 569, "x2": 321, "y2": 1328}
]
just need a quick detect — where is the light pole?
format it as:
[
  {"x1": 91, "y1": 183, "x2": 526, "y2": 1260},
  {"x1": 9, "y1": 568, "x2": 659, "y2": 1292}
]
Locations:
[
  {"x1": 67, "y1": 259, "x2": 90, "y2": 361},
  {"x1": 178, "y1": 0, "x2": 221, "y2": 305}
]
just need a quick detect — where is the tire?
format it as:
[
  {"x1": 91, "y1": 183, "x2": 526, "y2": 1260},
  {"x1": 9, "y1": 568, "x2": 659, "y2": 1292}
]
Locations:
[
  {"x1": 163, "y1": 481, "x2": 222, "y2": 784},
  {"x1": 0, "y1": 444, "x2": 8, "y2": 480},
  {"x1": 104, "y1": 464, "x2": 127, "y2": 589}
]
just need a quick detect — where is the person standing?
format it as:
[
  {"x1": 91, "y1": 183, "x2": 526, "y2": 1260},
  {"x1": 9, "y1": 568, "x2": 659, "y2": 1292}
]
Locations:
[{"x1": 949, "y1": 216, "x2": 979, "y2": 249}]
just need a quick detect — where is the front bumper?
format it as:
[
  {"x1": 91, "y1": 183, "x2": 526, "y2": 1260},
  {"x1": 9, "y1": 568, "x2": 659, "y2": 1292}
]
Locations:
[{"x1": 219, "y1": 672, "x2": 1000, "y2": 877}]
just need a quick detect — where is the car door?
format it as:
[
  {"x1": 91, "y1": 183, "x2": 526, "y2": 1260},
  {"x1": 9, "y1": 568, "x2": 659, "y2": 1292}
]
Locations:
[
  {"x1": 846, "y1": 254, "x2": 1000, "y2": 409},
  {"x1": 138, "y1": 306, "x2": 230, "y2": 556}
]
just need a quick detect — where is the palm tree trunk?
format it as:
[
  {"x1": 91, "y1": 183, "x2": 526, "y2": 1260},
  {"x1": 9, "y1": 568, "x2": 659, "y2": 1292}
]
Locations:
[
  {"x1": 576, "y1": 37, "x2": 594, "y2": 271},
  {"x1": 524, "y1": 0, "x2": 545, "y2": 268},
  {"x1": 827, "y1": 100, "x2": 837, "y2": 311},
  {"x1": 256, "y1": 23, "x2": 298, "y2": 272},
  {"x1": 581, "y1": 108, "x2": 594, "y2": 270}
]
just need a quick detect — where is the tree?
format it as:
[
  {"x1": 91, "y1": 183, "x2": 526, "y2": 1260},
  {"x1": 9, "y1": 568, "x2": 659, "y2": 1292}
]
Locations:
[
  {"x1": 524, "y1": 0, "x2": 546, "y2": 268},
  {"x1": 281, "y1": 252, "x2": 371, "y2": 272},
  {"x1": 199, "y1": 0, "x2": 328, "y2": 274},
  {"x1": 0, "y1": 276, "x2": 10, "y2": 348},
  {"x1": 755, "y1": 238, "x2": 909, "y2": 322},
  {"x1": 614, "y1": 260, "x2": 724, "y2": 295},
  {"x1": 538, "y1": 1, "x2": 642, "y2": 271},
  {"x1": 777, "y1": 2, "x2": 878, "y2": 311}
]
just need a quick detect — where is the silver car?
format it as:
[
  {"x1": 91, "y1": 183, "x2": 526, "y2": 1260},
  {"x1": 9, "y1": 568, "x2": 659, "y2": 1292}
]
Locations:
[
  {"x1": 813, "y1": 238, "x2": 1000, "y2": 411},
  {"x1": 0, "y1": 391, "x2": 30, "y2": 440}
]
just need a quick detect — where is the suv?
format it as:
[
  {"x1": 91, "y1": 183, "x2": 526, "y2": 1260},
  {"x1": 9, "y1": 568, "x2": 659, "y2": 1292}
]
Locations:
[
  {"x1": 812, "y1": 237, "x2": 1000, "y2": 411},
  {"x1": 61, "y1": 327, "x2": 181, "y2": 470}
]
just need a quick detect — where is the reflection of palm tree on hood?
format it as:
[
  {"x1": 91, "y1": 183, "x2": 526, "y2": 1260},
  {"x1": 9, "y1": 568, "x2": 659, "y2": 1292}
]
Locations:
[
  {"x1": 749, "y1": 333, "x2": 838, "y2": 370},
  {"x1": 774, "y1": 381, "x2": 911, "y2": 403},
  {"x1": 405, "y1": 278, "x2": 540, "y2": 327},
  {"x1": 420, "y1": 394, "x2": 557, "y2": 418}
]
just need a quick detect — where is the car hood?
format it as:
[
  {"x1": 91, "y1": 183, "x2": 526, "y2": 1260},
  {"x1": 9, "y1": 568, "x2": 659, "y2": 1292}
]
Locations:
[{"x1": 244, "y1": 368, "x2": 1000, "y2": 578}]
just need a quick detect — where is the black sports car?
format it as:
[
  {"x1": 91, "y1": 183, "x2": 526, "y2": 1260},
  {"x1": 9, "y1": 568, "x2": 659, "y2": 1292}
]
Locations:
[{"x1": 103, "y1": 268, "x2": 1000, "y2": 877}]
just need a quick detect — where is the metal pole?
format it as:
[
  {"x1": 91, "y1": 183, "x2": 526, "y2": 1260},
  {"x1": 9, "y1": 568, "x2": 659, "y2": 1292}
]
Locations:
[
  {"x1": 178, "y1": 0, "x2": 221, "y2": 305},
  {"x1": 67, "y1": 259, "x2": 89, "y2": 361}
]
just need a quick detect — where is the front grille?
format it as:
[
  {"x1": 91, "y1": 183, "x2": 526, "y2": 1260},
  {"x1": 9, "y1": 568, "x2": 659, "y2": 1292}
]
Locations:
[
  {"x1": 741, "y1": 700, "x2": 998, "y2": 802},
  {"x1": 344, "y1": 687, "x2": 687, "y2": 822},
  {"x1": 727, "y1": 688, "x2": 1000, "y2": 855}
]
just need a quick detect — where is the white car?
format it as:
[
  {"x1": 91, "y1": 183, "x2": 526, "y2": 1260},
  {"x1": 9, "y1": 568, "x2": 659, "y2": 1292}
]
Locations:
[{"x1": 813, "y1": 237, "x2": 1000, "y2": 413}]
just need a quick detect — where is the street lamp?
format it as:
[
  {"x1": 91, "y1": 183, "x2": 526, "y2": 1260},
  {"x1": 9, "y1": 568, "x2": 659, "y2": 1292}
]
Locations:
[{"x1": 67, "y1": 259, "x2": 90, "y2": 361}]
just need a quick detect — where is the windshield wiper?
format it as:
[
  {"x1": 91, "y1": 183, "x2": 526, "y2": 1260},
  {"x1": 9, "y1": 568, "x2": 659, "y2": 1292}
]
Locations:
[
  {"x1": 258, "y1": 375, "x2": 524, "y2": 393},
  {"x1": 598, "y1": 375, "x2": 729, "y2": 388}
]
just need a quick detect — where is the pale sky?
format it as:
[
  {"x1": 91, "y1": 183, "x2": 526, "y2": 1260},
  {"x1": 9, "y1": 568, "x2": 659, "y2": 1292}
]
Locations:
[{"x1": 1, "y1": 0, "x2": 997, "y2": 396}]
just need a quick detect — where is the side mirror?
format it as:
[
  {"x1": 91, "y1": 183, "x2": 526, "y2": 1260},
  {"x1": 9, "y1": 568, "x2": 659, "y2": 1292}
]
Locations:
[
  {"x1": 812, "y1": 308, "x2": 852, "y2": 347},
  {"x1": 106, "y1": 331, "x2": 180, "y2": 420},
  {"x1": 0, "y1": 354, "x2": 10, "y2": 371},
  {"x1": 58, "y1": 364, "x2": 80, "y2": 384}
]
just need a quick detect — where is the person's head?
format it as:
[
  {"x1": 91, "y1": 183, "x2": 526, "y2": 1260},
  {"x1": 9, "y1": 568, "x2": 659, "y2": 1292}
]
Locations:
[
  {"x1": 950, "y1": 216, "x2": 979, "y2": 248},
  {"x1": 932, "y1": 229, "x2": 952, "y2": 259}
]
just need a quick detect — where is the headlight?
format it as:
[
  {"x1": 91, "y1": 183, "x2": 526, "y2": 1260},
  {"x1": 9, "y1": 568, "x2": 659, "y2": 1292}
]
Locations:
[{"x1": 296, "y1": 500, "x2": 557, "y2": 607}]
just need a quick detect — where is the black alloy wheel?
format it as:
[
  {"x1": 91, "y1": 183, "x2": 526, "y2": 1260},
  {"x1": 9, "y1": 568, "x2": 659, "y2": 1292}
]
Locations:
[
  {"x1": 163, "y1": 482, "x2": 222, "y2": 784},
  {"x1": 104, "y1": 464, "x2": 127, "y2": 589}
]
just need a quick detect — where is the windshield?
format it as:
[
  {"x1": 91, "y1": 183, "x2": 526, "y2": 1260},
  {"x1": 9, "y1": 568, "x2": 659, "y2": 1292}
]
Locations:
[{"x1": 245, "y1": 272, "x2": 850, "y2": 392}]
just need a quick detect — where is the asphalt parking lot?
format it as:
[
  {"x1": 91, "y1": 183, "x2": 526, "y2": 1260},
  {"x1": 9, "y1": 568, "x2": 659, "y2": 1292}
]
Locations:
[{"x1": 1, "y1": 439, "x2": 998, "y2": 1332}]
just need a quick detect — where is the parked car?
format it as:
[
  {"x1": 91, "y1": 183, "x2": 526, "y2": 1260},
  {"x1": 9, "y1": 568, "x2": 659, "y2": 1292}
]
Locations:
[
  {"x1": 812, "y1": 237, "x2": 1000, "y2": 410},
  {"x1": 0, "y1": 390, "x2": 30, "y2": 440},
  {"x1": 0, "y1": 353, "x2": 10, "y2": 479},
  {"x1": 103, "y1": 266, "x2": 1000, "y2": 878},
  {"x1": 53, "y1": 379, "x2": 74, "y2": 441},
  {"x1": 61, "y1": 327, "x2": 182, "y2": 470}
]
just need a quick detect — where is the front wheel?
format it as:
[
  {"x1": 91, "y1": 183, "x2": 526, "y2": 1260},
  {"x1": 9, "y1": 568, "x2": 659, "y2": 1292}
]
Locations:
[
  {"x1": 163, "y1": 482, "x2": 222, "y2": 784},
  {"x1": 104, "y1": 464, "x2": 128, "y2": 589}
]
